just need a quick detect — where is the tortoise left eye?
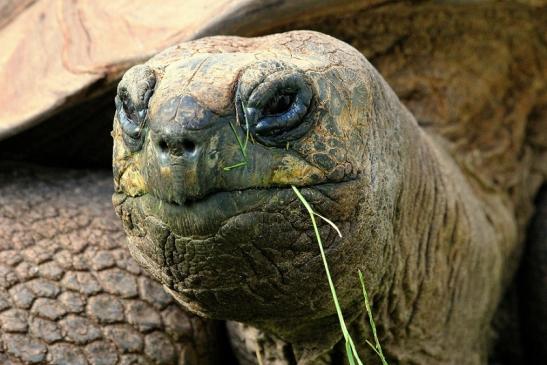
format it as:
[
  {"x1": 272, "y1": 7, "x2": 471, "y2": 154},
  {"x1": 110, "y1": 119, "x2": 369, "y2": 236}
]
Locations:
[
  {"x1": 237, "y1": 70, "x2": 313, "y2": 146},
  {"x1": 262, "y1": 93, "x2": 295, "y2": 116}
]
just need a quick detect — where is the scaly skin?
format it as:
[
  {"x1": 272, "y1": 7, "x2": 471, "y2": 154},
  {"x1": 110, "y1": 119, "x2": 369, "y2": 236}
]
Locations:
[
  {"x1": 0, "y1": 165, "x2": 221, "y2": 365},
  {"x1": 112, "y1": 31, "x2": 546, "y2": 364}
]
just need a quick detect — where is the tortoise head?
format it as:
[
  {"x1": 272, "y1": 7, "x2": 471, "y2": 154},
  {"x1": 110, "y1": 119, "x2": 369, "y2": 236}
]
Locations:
[{"x1": 112, "y1": 31, "x2": 405, "y2": 334}]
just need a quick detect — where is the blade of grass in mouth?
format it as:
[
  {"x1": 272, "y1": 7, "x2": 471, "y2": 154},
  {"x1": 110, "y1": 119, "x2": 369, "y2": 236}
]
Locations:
[
  {"x1": 291, "y1": 185, "x2": 363, "y2": 365},
  {"x1": 224, "y1": 116, "x2": 250, "y2": 171}
]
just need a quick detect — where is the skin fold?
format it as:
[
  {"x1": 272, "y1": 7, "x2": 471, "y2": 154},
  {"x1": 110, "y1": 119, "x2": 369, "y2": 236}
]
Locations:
[{"x1": 112, "y1": 31, "x2": 546, "y2": 364}]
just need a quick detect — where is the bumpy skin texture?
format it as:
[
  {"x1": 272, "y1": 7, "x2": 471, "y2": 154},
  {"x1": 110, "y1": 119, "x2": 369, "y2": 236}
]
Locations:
[
  {"x1": 0, "y1": 165, "x2": 220, "y2": 365},
  {"x1": 112, "y1": 31, "x2": 546, "y2": 364}
]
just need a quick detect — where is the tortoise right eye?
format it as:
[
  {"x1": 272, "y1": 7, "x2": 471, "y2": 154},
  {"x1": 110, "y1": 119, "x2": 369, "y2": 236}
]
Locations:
[
  {"x1": 115, "y1": 65, "x2": 156, "y2": 152},
  {"x1": 116, "y1": 92, "x2": 145, "y2": 152}
]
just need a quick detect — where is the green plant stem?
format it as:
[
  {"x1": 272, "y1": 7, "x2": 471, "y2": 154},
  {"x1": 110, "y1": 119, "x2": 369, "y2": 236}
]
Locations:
[
  {"x1": 359, "y1": 270, "x2": 388, "y2": 365},
  {"x1": 223, "y1": 161, "x2": 247, "y2": 171},
  {"x1": 224, "y1": 121, "x2": 249, "y2": 170},
  {"x1": 291, "y1": 185, "x2": 363, "y2": 365}
]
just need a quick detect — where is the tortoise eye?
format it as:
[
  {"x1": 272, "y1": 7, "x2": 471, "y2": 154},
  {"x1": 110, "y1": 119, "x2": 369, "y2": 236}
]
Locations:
[
  {"x1": 116, "y1": 91, "x2": 145, "y2": 152},
  {"x1": 238, "y1": 70, "x2": 313, "y2": 146},
  {"x1": 121, "y1": 93, "x2": 136, "y2": 120},
  {"x1": 262, "y1": 93, "x2": 295, "y2": 116},
  {"x1": 115, "y1": 65, "x2": 156, "y2": 152}
]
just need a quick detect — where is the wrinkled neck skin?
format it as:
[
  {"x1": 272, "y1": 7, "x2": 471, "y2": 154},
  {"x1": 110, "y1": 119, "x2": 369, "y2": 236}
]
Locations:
[
  {"x1": 230, "y1": 74, "x2": 518, "y2": 365},
  {"x1": 363, "y1": 122, "x2": 518, "y2": 365}
]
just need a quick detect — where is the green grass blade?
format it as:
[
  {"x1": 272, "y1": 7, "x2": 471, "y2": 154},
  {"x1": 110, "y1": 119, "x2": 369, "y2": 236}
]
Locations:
[
  {"x1": 345, "y1": 340, "x2": 356, "y2": 365},
  {"x1": 229, "y1": 121, "x2": 248, "y2": 159},
  {"x1": 359, "y1": 270, "x2": 388, "y2": 365},
  {"x1": 314, "y1": 212, "x2": 342, "y2": 237},
  {"x1": 291, "y1": 185, "x2": 363, "y2": 365},
  {"x1": 224, "y1": 121, "x2": 248, "y2": 170},
  {"x1": 346, "y1": 335, "x2": 364, "y2": 365},
  {"x1": 366, "y1": 340, "x2": 384, "y2": 359},
  {"x1": 291, "y1": 186, "x2": 345, "y2": 326},
  {"x1": 223, "y1": 161, "x2": 247, "y2": 171},
  {"x1": 242, "y1": 114, "x2": 250, "y2": 153}
]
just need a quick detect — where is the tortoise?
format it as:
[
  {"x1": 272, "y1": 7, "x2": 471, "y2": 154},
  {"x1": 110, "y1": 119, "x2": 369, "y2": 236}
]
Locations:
[{"x1": 1, "y1": 1, "x2": 546, "y2": 364}]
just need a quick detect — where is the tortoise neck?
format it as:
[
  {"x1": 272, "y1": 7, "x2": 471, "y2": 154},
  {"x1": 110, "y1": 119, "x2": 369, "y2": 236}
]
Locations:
[{"x1": 374, "y1": 125, "x2": 518, "y2": 363}]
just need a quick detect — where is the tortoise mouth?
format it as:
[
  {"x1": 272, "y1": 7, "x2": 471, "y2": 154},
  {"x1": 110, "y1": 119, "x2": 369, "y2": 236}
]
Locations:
[
  {"x1": 113, "y1": 179, "x2": 357, "y2": 245},
  {"x1": 113, "y1": 179, "x2": 363, "y2": 320},
  {"x1": 151, "y1": 185, "x2": 291, "y2": 207},
  {"x1": 116, "y1": 179, "x2": 357, "y2": 238},
  {"x1": 114, "y1": 180, "x2": 355, "y2": 238},
  {"x1": 114, "y1": 185, "x2": 305, "y2": 237}
]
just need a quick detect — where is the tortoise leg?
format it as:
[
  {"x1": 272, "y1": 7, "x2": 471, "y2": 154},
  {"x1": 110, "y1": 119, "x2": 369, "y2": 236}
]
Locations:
[
  {"x1": 0, "y1": 164, "x2": 224, "y2": 365},
  {"x1": 518, "y1": 185, "x2": 547, "y2": 364}
]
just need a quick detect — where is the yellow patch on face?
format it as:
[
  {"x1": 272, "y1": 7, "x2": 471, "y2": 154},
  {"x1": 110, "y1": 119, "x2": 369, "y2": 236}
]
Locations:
[
  {"x1": 112, "y1": 120, "x2": 148, "y2": 197},
  {"x1": 271, "y1": 155, "x2": 325, "y2": 185},
  {"x1": 119, "y1": 164, "x2": 147, "y2": 197},
  {"x1": 160, "y1": 166, "x2": 172, "y2": 178}
]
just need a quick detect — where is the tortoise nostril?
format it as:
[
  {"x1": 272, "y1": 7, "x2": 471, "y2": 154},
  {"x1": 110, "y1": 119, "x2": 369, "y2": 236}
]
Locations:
[
  {"x1": 156, "y1": 137, "x2": 196, "y2": 156},
  {"x1": 182, "y1": 139, "x2": 196, "y2": 154},
  {"x1": 158, "y1": 138, "x2": 169, "y2": 153}
]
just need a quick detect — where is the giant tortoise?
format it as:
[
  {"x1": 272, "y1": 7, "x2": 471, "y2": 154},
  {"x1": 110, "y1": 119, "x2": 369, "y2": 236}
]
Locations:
[{"x1": 1, "y1": 1, "x2": 546, "y2": 364}]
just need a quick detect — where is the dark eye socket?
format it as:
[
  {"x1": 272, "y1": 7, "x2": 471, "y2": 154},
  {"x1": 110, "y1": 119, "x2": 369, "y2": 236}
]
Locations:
[
  {"x1": 237, "y1": 69, "x2": 313, "y2": 147},
  {"x1": 116, "y1": 88, "x2": 146, "y2": 152},
  {"x1": 116, "y1": 65, "x2": 156, "y2": 152},
  {"x1": 121, "y1": 99, "x2": 134, "y2": 120},
  {"x1": 262, "y1": 92, "x2": 295, "y2": 116}
]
